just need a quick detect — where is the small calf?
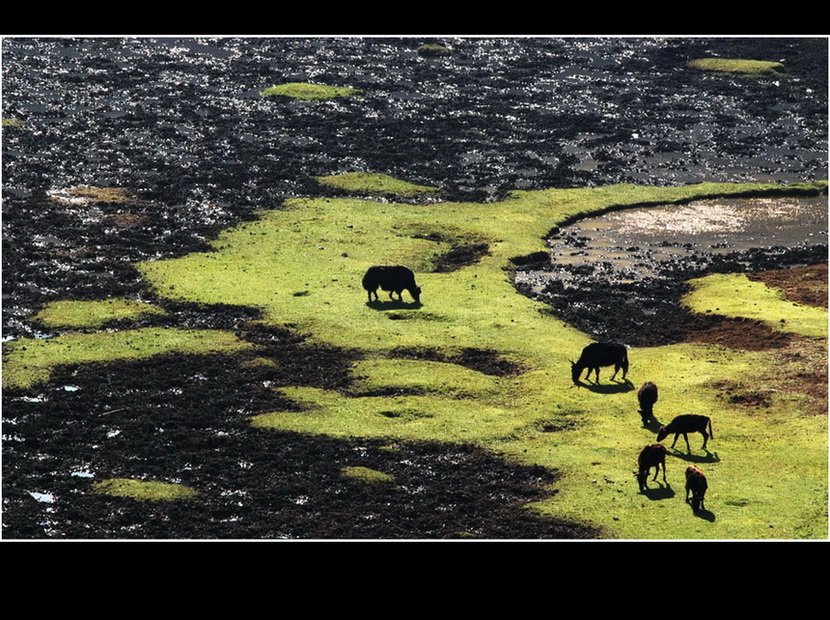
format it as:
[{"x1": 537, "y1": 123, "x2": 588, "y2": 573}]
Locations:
[
  {"x1": 685, "y1": 466, "x2": 708, "y2": 511},
  {"x1": 656, "y1": 414, "x2": 713, "y2": 452},
  {"x1": 634, "y1": 443, "x2": 667, "y2": 492},
  {"x1": 637, "y1": 381, "x2": 658, "y2": 424}
]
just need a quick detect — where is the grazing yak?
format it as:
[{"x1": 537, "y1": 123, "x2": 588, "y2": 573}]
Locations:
[
  {"x1": 634, "y1": 443, "x2": 667, "y2": 492},
  {"x1": 685, "y1": 466, "x2": 708, "y2": 511},
  {"x1": 637, "y1": 381, "x2": 658, "y2": 424},
  {"x1": 362, "y1": 265, "x2": 421, "y2": 304},
  {"x1": 656, "y1": 414, "x2": 713, "y2": 452},
  {"x1": 571, "y1": 342, "x2": 628, "y2": 384}
]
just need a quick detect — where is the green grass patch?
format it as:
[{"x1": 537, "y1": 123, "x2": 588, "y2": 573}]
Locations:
[
  {"x1": 32, "y1": 298, "x2": 167, "y2": 330},
  {"x1": 683, "y1": 272, "x2": 828, "y2": 338},
  {"x1": 260, "y1": 82, "x2": 361, "y2": 100},
  {"x1": 342, "y1": 466, "x2": 395, "y2": 483},
  {"x1": 687, "y1": 58, "x2": 785, "y2": 75},
  {"x1": 2, "y1": 327, "x2": 251, "y2": 391},
  {"x1": 417, "y1": 44, "x2": 452, "y2": 58},
  {"x1": 315, "y1": 172, "x2": 439, "y2": 198},
  {"x1": 33, "y1": 177, "x2": 826, "y2": 539},
  {"x1": 92, "y1": 478, "x2": 199, "y2": 501},
  {"x1": 3, "y1": 117, "x2": 25, "y2": 128}
]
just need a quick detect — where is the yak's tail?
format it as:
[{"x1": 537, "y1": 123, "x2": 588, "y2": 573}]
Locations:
[{"x1": 708, "y1": 417, "x2": 713, "y2": 439}]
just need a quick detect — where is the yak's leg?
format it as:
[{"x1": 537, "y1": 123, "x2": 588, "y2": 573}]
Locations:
[
  {"x1": 700, "y1": 431, "x2": 709, "y2": 449},
  {"x1": 683, "y1": 433, "x2": 692, "y2": 453}
]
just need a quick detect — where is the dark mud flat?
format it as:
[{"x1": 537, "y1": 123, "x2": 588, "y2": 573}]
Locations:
[
  {"x1": 3, "y1": 331, "x2": 595, "y2": 539},
  {"x1": 2, "y1": 37, "x2": 827, "y2": 539}
]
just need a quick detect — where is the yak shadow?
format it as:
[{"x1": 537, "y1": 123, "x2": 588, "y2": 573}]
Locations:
[
  {"x1": 576, "y1": 378, "x2": 635, "y2": 394},
  {"x1": 688, "y1": 502, "x2": 716, "y2": 522},
  {"x1": 667, "y1": 448, "x2": 720, "y2": 464},
  {"x1": 366, "y1": 299, "x2": 423, "y2": 311},
  {"x1": 639, "y1": 481, "x2": 675, "y2": 501}
]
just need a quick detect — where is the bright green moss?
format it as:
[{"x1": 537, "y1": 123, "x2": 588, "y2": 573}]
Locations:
[
  {"x1": 315, "y1": 172, "x2": 439, "y2": 198},
  {"x1": 683, "y1": 272, "x2": 828, "y2": 338},
  {"x1": 687, "y1": 58, "x2": 785, "y2": 75},
  {"x1": 32, "y1": 298, "x2": 167, "y2": 330},
  {"x1": 92, "y1": 478, "x2": 199, "y2": 501},
  {"x1": 342, "y1": 466, "x2": 395, "y2": 483},
  {"x1": 260, "y1": 82, "x2": 361, "y2": 100},
  {"x1": 2, "y1": 327, "x2": 251, "y2": 391}
]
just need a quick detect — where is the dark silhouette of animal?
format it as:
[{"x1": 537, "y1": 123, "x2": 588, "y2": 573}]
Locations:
[
  {"x1": 570, "y1": 342, "x2": 628, "y2": 384},
  {"x1": 362, "y1": 265, "x2": 421, "y2": 304},
  {"x1": 685, "y1": 465, "x2": 708, "y2": 511},
  {"x1": 634, "y1": 443, "x2": 667, "y2": 492},
  {"x1": 656, "y1": 414, "x2": 713, "y2": 452},
  {"x1": 637, "y1": 381, "x2": 658, "y2": 424}
]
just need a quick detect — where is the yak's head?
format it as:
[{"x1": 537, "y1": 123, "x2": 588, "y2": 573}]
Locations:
[
  {"x1": 633, "y1": 471, "x2": 648, "y2": 492},
  {"x1": 570, "y1": 360, "x2": 581, "y2": 385},
  {"x1": 655, "y1": 426, "x2": 669, "y2": 442},
  {"x1": 410, "y1": 286, "x2": 422, "y2": 304}
]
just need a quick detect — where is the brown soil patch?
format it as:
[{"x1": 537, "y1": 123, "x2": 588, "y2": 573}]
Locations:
[
  {"x1": 684, "y1": 315, "x2": 795, "y2": 351},
  {"x1": 748, "y1": 263, "x2": 828, "y2": 308}
]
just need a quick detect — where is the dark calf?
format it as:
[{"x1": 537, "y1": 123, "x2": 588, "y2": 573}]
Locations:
[
  {"x1": 637, "y1": 381, "x2": 658, "y2": 424},
  {"x1": 634, "y1": 443, "x2": 667, "y2": 492},
  {"x1": 362, "y1": 265, "x2": 421, "y2": 304},
  {"x1": 656, "y1": 414, "x2": 713, "y2": 452},
  {"x1": 685, "y1": 466, "x2": 708, "y2": 511},
  {"x1": 570, "y1": 342, "x2": 628, "y2": 384}
]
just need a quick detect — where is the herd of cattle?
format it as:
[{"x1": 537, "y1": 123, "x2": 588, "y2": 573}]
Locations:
[
  {"x1": 569, "y1": 340, "x2": 711, "y2": 512},
  {"x1": 362, "y1": 265, "x2": 710, "y2": 513}
]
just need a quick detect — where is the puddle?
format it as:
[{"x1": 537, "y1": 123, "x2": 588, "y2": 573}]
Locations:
[
  {"x1": 514, "y1": 195, "x2": 827, "y2": 346},
  {"x1": 516, "y1": 195, "x2": 828, "y2": 291}
]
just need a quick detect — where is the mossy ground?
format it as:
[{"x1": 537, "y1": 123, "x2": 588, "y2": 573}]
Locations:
[
  {"x1": 32, "y1": 298, "x2": 167, "y2": 330},
  {"x1": 6, "y1": 179, "x2": 826, "y2": 538},
  {"x1": 92, "y1": 478, "x2": 199, "y2": 501},
  {"x1": 134, "y1": 179, "x2": 827, "y2": 538},
  {"x1": 687, "y1": 58, "x2": 786, "y2": 75},
  {"x1": 260, "y1": 82, "x2": 361, "y2": 100},
  {"x1": 314, "y1": 172, "x2": 439, "y2": 198}
]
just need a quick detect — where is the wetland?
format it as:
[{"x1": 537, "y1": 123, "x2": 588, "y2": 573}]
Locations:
[{"x1": 2, "y1": 37, "x2": 827, "y2": 539}]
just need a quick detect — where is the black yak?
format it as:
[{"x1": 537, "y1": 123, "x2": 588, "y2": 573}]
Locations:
[
  {"x1": 362, "y1": 265, "x2": 421, "y2": 304},
  {"x1": 634, "y1": 443, "x2": 667, "y2": 492},
  {"x1": 571, "y1": 342, "x2": 628, "y2": 384},
  {"x1": 685, "y1": 465, "x2": 708, "y2": 511},
  {"x1": 656, "y1": 414, "x2": 713, "y2": 452},
  {"x1": 637, "y1": 381, "x2": 658, "y2": 424}
]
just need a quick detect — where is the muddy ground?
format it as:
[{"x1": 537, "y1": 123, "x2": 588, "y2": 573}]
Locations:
[{"x1": 2, "y1": 37, "x2": 827, "y2": 539}]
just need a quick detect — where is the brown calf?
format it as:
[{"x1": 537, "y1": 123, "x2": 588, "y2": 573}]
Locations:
[
  {"x1": 685, "y1": 465, "x2": 708, "y2": 511},
  {"x1": 634, "y1": 443, "x2": 667, "y2": 492}
]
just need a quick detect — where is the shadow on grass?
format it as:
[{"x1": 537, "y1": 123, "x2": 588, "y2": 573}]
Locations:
[
  {"x1": 667, "y1": 448, "x2": 721, "y2": 464},
  {"x1": 639, "y1": 482, "x2": 675, "y2": 501},
  {"x1": 366, "y1": 299, "x2": 423, "y2": 311},
  {"x1": 576, "y1": 378, "x2": 635, "y2": 394},
  {"x1": 689, "y1": 503, "x2": 716, "y2": 522}
]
